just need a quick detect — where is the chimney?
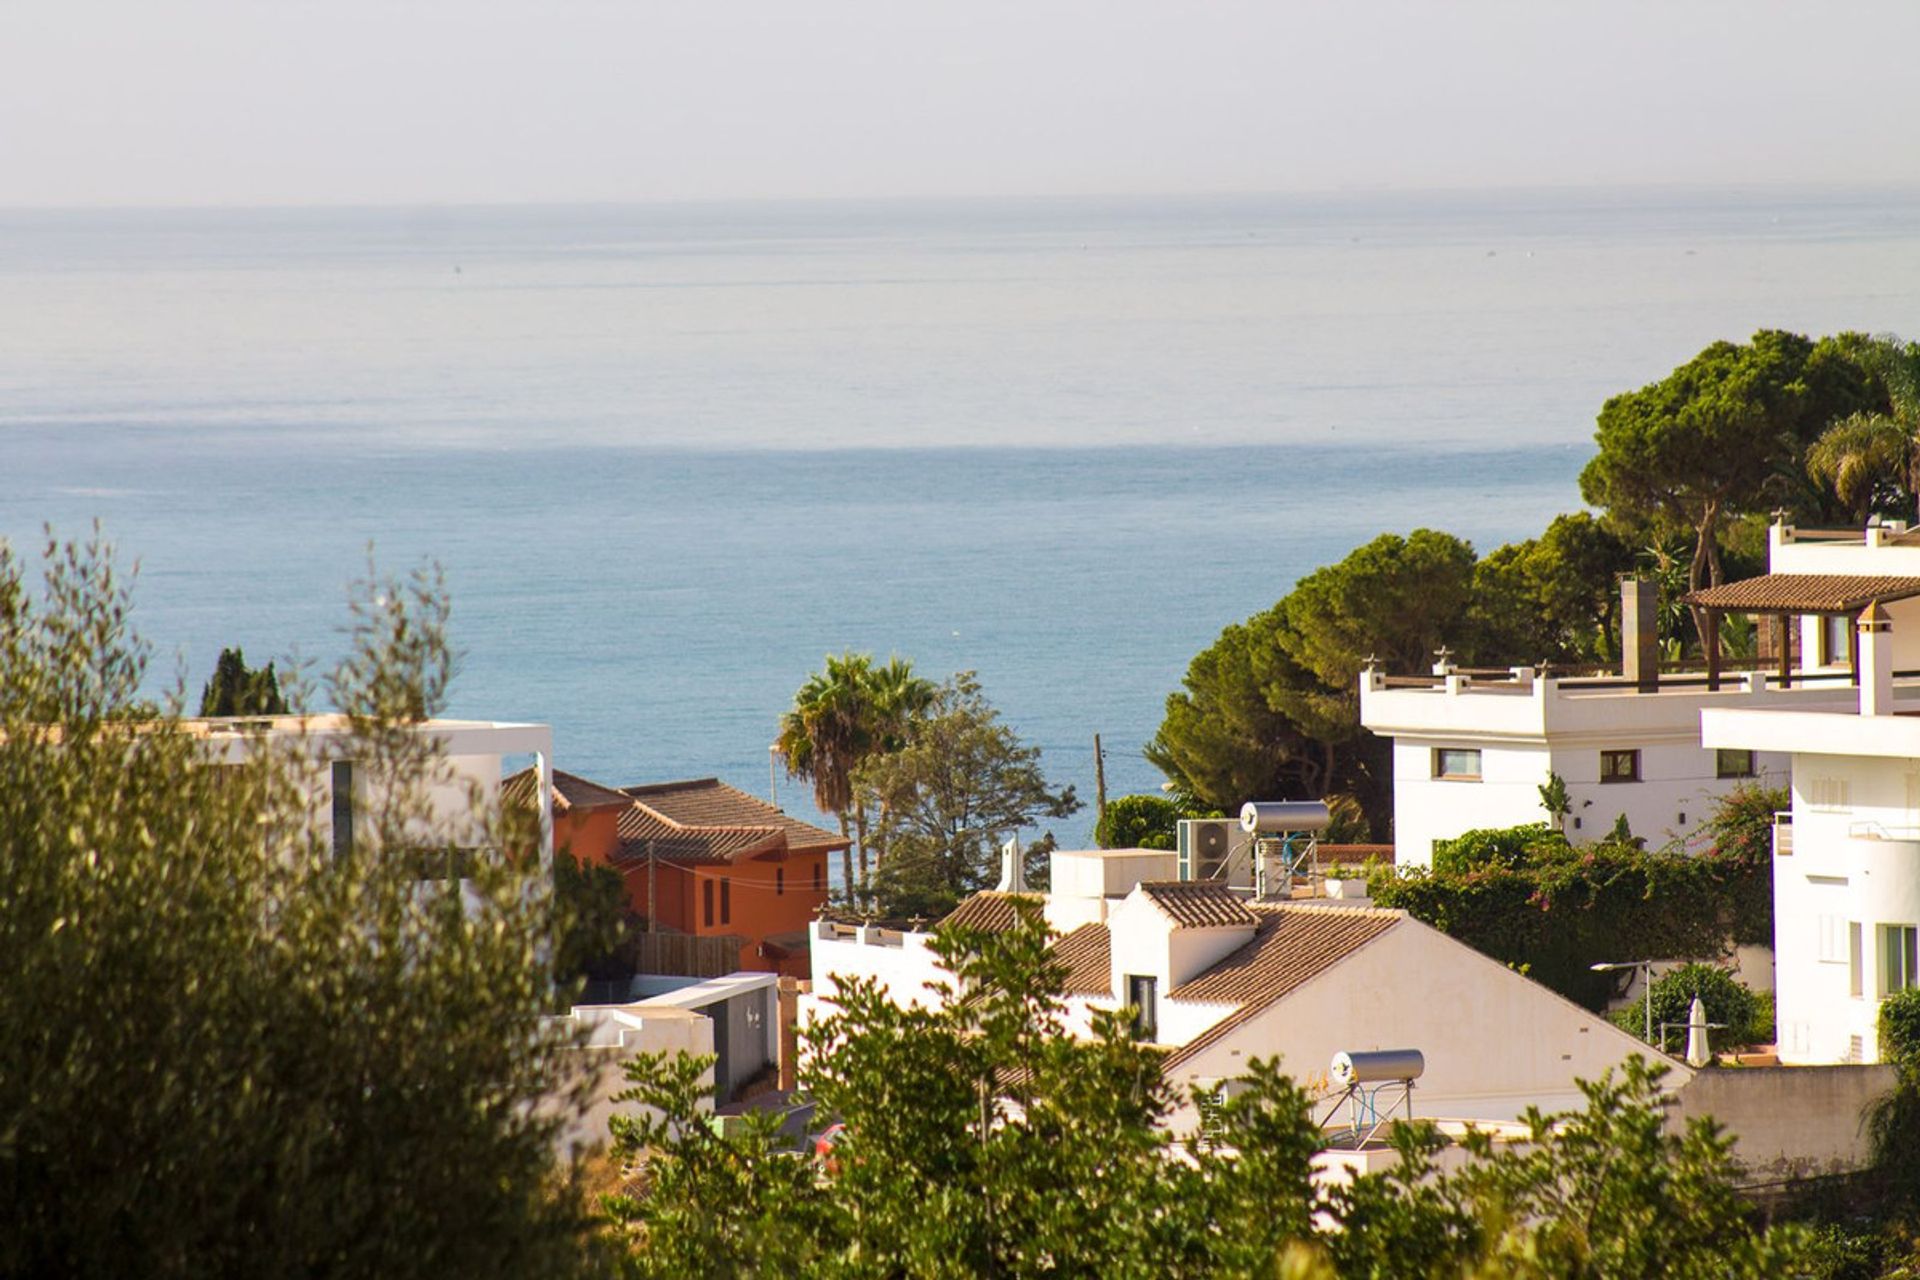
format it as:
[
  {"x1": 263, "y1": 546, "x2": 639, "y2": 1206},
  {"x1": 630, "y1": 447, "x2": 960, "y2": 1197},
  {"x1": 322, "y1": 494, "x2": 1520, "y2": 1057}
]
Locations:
[
  {"x1": 994, "y1": 835, "x2": 1029, "y2": 893},
  {"x1": 1621, "y1": 577, "x2": 1660, "y2": 692},
  {"x1": 1859, "y1": 602, "x2": 1894, "y2": 716}
]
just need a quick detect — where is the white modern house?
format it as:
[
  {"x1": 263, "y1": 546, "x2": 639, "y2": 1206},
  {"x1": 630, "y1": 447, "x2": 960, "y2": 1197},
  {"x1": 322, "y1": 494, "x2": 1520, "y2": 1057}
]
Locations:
[
  {"x1": 189, "y1": 712, "x2": 556, "y2": 880},
  {"x1": 1695, "y1": 519, "x2": 1920, "y2": 1065},
  {"x1": 1359, "y1": 577, "x2": 1855, "y2": 866},
  {"x1": 805, "y1": 845, "x2": 1673, "y2": 1131}
]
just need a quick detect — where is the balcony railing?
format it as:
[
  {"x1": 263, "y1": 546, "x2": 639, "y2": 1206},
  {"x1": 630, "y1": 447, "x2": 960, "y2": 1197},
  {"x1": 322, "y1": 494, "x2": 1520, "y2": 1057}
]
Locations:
[{"x1": 1773, "y1": 812, "x2": 1793, "y2": 857}]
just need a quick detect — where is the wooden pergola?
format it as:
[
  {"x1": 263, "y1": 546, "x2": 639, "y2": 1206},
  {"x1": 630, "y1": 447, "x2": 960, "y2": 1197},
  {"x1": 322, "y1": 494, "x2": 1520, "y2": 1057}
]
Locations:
[{"x1": 1679, "y1": 573, "x2": 1920, "y2": 690}]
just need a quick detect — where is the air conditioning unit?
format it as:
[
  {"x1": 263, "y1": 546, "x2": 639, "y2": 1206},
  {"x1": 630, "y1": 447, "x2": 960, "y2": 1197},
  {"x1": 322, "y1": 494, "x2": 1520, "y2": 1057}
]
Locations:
[{"x1": 1177, "y1": 818, "x2": 1250, "y2": 886}]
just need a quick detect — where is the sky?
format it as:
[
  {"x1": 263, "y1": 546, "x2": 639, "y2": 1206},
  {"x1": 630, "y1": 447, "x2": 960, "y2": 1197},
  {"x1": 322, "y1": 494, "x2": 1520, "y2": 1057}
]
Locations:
[{"x1": 2, "y1": 1, "x2": 1919, "y2": 208}]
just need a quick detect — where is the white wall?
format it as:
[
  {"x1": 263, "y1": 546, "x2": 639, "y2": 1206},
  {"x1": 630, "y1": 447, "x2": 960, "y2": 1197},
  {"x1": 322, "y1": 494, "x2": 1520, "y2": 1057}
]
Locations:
[
  {"x1": 1162, "y1": 918, "x2": 1685, "y2": 1131},
  {"x1": 550, "y1": 1005, "x2": 715, "y2": 1158},
  {"x1": 803, "y1": 924, "x2": 952, "y2": 1019},
  {"x1": 1385, "y1": 727, "x2": 1791, "y2": 868},
  {"x1": 1773, "y1": 753, "x2": 1920, "y2": 1064},
  {"x1": 1392, "y1": 740, "x2": 1552, "y2": 864}
]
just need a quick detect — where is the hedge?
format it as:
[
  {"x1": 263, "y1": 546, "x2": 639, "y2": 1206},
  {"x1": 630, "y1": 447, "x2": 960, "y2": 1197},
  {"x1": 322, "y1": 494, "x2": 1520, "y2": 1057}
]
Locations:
[{"x1": 1370, "y1": 791, "x2": 1779, "y2": 1011}]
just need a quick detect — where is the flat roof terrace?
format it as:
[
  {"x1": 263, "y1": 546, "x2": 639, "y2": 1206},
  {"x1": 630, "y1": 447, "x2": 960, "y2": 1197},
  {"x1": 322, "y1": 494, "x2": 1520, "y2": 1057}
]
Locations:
[{"x1": 1360, "y1": 664, "x2": 1894, "y2": 741}]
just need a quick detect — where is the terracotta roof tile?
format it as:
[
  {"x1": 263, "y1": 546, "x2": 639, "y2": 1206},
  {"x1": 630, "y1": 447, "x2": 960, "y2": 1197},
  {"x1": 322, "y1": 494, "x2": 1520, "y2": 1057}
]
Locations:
[
  {"x1": 1681, "y1": 573, "x2": 1920, "y2": 614},
  {"x1": 613, "y1": 805, "x2": 785, "y2": 866},
  {"x1": 501, "y1": 767, "x2": 638, "y2": 814},
  {"x1": 1162, "y1": 904, "x2": 1401, "y2": 1070},
  {"x1": 939, "y1": 891, "x2": 1042, "y2": 934},
  {"x1": 621, "y1": 777, "x2": 849, "y2": 853},
  {"x1": 1055, "y1": 923, "x2": 1112, "y2": 996},
  {"x1": 1138, "y1": 882, "x2": 1260, "y2": 930}
]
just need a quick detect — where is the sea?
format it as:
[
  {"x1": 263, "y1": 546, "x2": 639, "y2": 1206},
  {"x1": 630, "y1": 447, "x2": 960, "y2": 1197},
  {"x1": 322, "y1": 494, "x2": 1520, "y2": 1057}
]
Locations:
[{"x1": 4, "y1": 186, "x2": 1919, "y2": 853}]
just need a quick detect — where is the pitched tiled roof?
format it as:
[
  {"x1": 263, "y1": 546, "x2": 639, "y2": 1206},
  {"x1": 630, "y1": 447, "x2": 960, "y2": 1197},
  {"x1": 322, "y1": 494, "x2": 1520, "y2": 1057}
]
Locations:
[
  {"x1": 622, "y1": 778, "x2": 849, "y2": 853},
  {"x1": 613, "y1": 805, "x2": 785, "y2": 866},
  {"x1": 1162, "y1": 904, "x2": 1401, "y2": 1070},
  {"x1": 1138, "y1": 882, "x2": 1260, "y2": 930},
  {"x1": 939, "y1": 891, "x2": 1042, "y2": 934},
  {"x1": 1055, "y1": 922, "x2": 1112, "y2": 996},
  {"x1": 1681, "y1": 573, "x2": 1920, "y2": 614},
  {"x1": 501, "y1": 766, "x2": 637, "y2": 814}
]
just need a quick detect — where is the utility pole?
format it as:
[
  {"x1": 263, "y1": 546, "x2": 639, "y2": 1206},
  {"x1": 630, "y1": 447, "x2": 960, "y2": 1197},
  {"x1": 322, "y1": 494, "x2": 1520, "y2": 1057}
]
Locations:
[
  {"x1": 1093, "y1": 733, "x2": 1108, "y2": 829},
  {"x1": 647, "y1": 839, "x2": 657, "y2": 935}
]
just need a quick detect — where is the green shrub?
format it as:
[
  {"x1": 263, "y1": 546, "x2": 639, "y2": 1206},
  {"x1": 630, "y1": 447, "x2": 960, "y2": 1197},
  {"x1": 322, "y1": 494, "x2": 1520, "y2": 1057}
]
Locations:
[
  {"x1": 1611, "y1": 964, "x2": 1759, "y2": 1053},
  {"x1": 1373, "y1": 802, "x2": 1775, "y2": 1010},
  {"x1": 1747, "y1": 989, "x2": 1776, "y2": 1047},
  {"x1": 1879, "y1": 989, "x2": 1920, "y2": 1069},
  {"x1": 1430, "y1": 823, "x2": 1567, "y2": 875},
  {"x1": 1094, "y1": 794, "x2": 1183, "y2": 850}
]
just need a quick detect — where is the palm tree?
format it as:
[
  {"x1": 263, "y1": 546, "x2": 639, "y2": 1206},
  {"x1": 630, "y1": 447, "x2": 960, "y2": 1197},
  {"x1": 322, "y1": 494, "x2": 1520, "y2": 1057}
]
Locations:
[
  {"x1": 1806, "y1": 412, "x2": 1909, "y2": 524},
  {"x1": 1807, "y1": 335, "x2": 1920, "y2": 523},
  {"x1": 775, "y1": 653, "x2": 933, "y2": 900},
  {"x1": 853, "y1": 657, "x2": 935, "y2": 876}
]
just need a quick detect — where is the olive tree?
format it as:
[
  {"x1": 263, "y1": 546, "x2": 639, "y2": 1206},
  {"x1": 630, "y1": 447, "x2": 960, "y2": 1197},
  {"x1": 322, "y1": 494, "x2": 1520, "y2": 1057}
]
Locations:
[{"x1": 0, "y1": 532, "x2": 606, "y2": 1279}]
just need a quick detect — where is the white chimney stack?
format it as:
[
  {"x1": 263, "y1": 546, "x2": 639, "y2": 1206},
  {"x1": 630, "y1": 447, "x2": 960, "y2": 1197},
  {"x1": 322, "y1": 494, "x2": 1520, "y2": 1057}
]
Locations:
[
  {"x1": 1859, "y1": 602, "x2": 1894, "y2": 717},
  {"x1": 994, "y1": 836, "x2": 1029, "y2": 893}
]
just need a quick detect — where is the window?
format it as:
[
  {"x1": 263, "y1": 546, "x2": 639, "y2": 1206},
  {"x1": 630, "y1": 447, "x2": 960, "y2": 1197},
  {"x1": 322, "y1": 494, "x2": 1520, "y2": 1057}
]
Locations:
[
  {"x1": 1883, "y1": 924, "x2": 1920, "y2": 995},
  {"x1": 776, "y1": 867, "x2": 785, "y2": 896},
  {"x1": 1810, "y1": 777, "x2": 1852, "y2": 811},
  {"x1": 1433, "y1": 748, "x2": 1482, "y2": 780},
  {"x1": 703, "y1": 879, "x2": 714, "y2": 928},
  {"x1": 720, "y1": 878, "x2": 731, "y2": 925},
  {"x1": 1852, "y1": 923, "x2": 1865, "y2": 998},
  {"x1": 1716, "y1": 749, "x2": 1755, "y2": 779},
  {"x1": 1821, "y1": 613, "x2": 1851, "y2": 667},
  {"x1": 1125, "y1": 974, "x2": 1158, "y2": 1042},
  {"x1": 330, "y1": 760, "x2": 354, "y2": 860},
  {"x1": 813, "y1": 861, "x2": 822, "y2": 893},
  {"x1": 1600, "y1": 749, "x2": 1640, "y2": 784},
  {"x1": 1817, "y1": 915, "x2": 1850, "y2": 964}
]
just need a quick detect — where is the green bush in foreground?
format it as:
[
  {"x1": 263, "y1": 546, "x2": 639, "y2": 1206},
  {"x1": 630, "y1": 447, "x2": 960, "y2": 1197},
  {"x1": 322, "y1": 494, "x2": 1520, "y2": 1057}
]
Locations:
[
  {"x1": 0, "y1": 533, "x2": 604, "y2": 1279},
  {"x1": 607, "y1": 898, "x2": 1812, "y2": 1278}
]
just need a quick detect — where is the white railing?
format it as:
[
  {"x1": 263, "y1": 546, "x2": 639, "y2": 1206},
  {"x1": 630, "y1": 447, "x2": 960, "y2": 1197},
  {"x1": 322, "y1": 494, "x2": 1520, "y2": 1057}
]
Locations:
[
  {"x1": 1773, "y1": 813, "x2": 1793, "y2": 857},
  {"x1": 1847, "y1": 821, "x2": 1920, "y2": 842}
]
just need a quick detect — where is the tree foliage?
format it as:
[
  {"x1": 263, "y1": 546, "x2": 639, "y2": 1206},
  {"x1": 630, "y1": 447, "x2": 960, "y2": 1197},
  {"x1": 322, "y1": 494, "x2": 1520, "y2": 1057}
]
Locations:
[
  {"x1": 554, "y1": 850, "x2": 632, "y2": 985},
  {"x1": 197, "y1": 644, "x2": 290, "y2": 716},
  {"x1": 0, "y1": 532, "x2": 602, "y2": 1278},
  {"x1": 1094, "y1": 793, "x2": 1196, "y2": 850},
  {"x1": 607, "y1": 899, "x2": 1810, "y2": 1277},
  {"x1": 858, "y1": 673, "x2": 1079, "y2": 917},
  {"x1": 1579, "y1": 329, "x2": 1885, "y2": 598},
  {"x1": 1611, "y1": 963, "x2": 1764, "y2": 1052},
  {"x1": 776, "y1": 652, "x2": 936, "y2": 897}
]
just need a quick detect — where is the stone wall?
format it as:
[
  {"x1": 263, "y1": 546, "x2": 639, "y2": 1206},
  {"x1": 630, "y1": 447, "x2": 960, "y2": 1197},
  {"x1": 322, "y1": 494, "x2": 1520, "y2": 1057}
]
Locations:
[{"x1": 1669, "y1": 1063, "x2": 1895, "y2": 1182}]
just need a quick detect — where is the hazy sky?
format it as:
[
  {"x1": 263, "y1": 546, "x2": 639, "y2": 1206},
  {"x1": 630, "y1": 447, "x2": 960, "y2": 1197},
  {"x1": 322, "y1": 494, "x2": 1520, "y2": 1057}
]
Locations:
[{"x1": 4, "y1": 1, "x2": 1918, "y2": 208}]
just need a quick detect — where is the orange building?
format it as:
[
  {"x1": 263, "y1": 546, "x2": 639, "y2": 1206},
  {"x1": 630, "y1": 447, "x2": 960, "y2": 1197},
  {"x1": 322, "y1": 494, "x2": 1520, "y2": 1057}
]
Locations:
[{"x1": 508, "y1": 768, "x2": 844, "y2": 979}]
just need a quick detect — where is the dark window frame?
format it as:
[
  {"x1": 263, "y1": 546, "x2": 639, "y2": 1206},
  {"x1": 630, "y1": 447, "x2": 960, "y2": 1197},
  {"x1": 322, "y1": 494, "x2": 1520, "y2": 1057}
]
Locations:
[
  {"x1": 1600, "y1": 749, "x2": 1641, "y2": 784},
  {"x1": 720, "y1": 877, "x2": 731, "y2": 925},
  {"x1": 776, "y1": 866, "x2": 785, "y2": 896},
  {"x1": 703, "y1": 879, "x2": 714, "y2": 928},
  {"x1": 1125, "y1": 974, "x2": 1158, "y2": 1042},
  {"x1": 1715, "y1": 748, "x2": 1755, "y2": 780},
  {"x1": 1432, "y1": 747, "x2": 1483, "y2": 781}
]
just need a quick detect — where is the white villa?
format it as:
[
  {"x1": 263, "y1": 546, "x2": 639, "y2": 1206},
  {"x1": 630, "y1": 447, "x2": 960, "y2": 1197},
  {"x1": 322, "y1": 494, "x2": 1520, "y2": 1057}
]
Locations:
[
  {"x1": 1359, "y1": 578, "x2": 1824, "y2": 865},
  {"x1": 1695, "y1": 519, "x2": 1920, "y2": 1065},
  {"x1": 805, "y1": 845, "x2": 1672, "y2": 1132},
  {"x1": 189, "y1": 712, "x2": 556, "y2": 879}
]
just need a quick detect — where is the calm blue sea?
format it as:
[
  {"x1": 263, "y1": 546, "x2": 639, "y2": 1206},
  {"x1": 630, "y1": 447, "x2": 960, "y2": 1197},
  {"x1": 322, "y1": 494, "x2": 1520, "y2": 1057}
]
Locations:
[{"x1": 4, "y1": 188, "x2": 1919, "y2": 850}]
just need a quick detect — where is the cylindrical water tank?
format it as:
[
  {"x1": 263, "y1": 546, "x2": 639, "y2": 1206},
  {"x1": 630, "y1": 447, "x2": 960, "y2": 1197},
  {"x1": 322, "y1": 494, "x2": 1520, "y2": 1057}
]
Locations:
[
  {"x1": 1330, "y1": 1049, "x2": 1425, "y2": 1087},
  {"x1": 1239, "y1": 800, "x2": 1332, "y2": 835}
]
